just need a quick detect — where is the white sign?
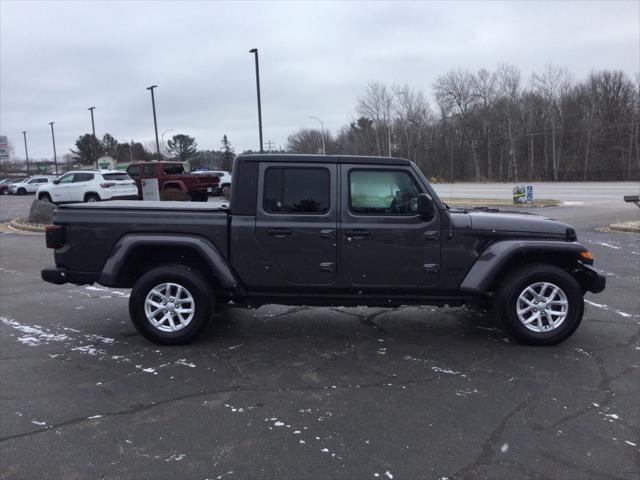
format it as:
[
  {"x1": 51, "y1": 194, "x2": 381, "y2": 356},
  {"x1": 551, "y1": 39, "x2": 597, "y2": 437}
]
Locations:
[{"x1": 141, "y1": 178, "x2": 160, "y2": 201}]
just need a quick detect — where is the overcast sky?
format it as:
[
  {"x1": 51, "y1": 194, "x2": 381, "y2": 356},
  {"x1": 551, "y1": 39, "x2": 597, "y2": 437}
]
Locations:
[{"x1": 1, "y1": 0, "x2": 638, "y2": 160}]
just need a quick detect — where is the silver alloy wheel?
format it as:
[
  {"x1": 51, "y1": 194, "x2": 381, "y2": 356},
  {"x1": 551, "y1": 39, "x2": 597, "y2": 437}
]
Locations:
[
  {"x1": 40, "y1": 195, "x2": 50, "y2": 202},
  {"x1": 516, "y1": 281, "x2": 569, "y2": 333},
  {"x1": 144, "y1": 282, "x2": 195, "y2": 333},
  {"x1": 86, "y1": 196, "x2": 98, "y2": 203}
]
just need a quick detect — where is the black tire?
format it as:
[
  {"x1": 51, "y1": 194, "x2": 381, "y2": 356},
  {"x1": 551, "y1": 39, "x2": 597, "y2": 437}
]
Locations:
[
  {"x1": 494, "y1": 263, "x2": 584, "y2": 346},
  {"x1": 129, "y1": 265, "x2": 213, "y2": 345},
  {"x1": 85, "y1": 193, "x2": 100, "y2": 203},
  {"x1": 39, "y1": 193, "x2": 53, "y2": 203},
  {"x1": 17, "y1": 188, "x2": 27, "y2": 195}
]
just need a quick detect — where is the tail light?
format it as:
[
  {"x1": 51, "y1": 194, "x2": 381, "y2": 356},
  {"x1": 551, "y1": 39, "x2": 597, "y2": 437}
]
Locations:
[
  {"x1": 46, "y1": 225, "x2": 65, "y2": 249},
  {"x1": 100, "y1": 182, "x2": 116, "y2": 188}
]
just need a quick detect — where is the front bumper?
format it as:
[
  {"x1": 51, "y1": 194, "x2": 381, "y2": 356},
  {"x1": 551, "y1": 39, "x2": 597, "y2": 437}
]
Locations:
[
  {"x1": 575, "y1": 264, "x2": 606, "y2": 294},
  {"x1": 41, "y1": 266, "x2": 98, "y2": 286}
]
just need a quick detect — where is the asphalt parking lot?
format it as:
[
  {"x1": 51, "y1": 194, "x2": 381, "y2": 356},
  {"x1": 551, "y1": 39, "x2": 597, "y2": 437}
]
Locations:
[{"x1": 1, "y1": 190, "x2": 638, "y2": 479}]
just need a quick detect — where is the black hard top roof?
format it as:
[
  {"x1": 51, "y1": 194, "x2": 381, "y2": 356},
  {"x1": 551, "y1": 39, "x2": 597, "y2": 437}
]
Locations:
[{"x1": 237, "y1": 154, "x2": 411, "y2": 166}]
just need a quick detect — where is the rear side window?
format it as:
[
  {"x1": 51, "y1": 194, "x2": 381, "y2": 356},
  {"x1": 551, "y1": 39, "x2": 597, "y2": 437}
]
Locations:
[
  {"x1": 73, "y1": 173, "x2": 94, "y2": 182},
  {"x1": 163, "y1": 163, "x2": 184, "y2": 175},
  {"x1": 263, "y1": 167, "x2": 330, "y2": 214},
  {"x1": 349, "y1": 170, "x2": 420, "y2": 215},
  {"x1": 143, "y1": 164, "x2": 156, "y2": 175},
  {"x1": 102, "y1": 173, "x2": 130, "y2": 181}
]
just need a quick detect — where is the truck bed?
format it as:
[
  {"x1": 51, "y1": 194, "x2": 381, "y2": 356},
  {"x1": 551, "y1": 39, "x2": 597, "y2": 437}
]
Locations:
[
  {"x1": 53, "y1": 200, "x2": 230, "y2": 275},
  {"x1": 59, "y1": 199, "x2": 229, "y2": 211}
]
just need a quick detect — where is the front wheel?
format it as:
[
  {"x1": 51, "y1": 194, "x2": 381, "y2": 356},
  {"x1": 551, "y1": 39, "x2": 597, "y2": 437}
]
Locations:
[
  {"x1": 495, "y1": 263, "x2": 584, "y2": 346},
  {"x1": 39, "y1": 193, "x2": 52, "y2": 203},
  {"x1": 129, "y1": 265, "x2": 213, "y2": 345}
]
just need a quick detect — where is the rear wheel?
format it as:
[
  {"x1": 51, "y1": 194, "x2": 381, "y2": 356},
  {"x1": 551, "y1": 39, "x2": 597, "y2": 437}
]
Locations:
[
  {"x1": 85, "y1": 193, "x2": 100, "y2": 203},
  {"x1": 17, "y1": 187, "x2": 26, "y2": 195},
  {"x1": 221, "y1": 184, "x2": 231, "y2": 198},
  {"x1": 39, "y1": 193, "x2": 52, "y2": 203},
  {"x1": 129, "y1": 265, "x2": 213, "y2": 345},
  {"x1": 495, "y1": 263, "x2": 584, "y2": 346}
]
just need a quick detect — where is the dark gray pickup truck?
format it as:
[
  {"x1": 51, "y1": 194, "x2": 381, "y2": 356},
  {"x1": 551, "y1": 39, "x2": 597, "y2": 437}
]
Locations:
[{"x1": 42, "y1": 154, "x2": 605, "y2": 346}]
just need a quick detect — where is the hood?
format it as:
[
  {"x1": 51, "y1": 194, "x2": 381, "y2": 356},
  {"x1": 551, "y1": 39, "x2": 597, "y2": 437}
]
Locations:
[{"x1": 466, "y1": 210, "x2": 573, "y2": 237}]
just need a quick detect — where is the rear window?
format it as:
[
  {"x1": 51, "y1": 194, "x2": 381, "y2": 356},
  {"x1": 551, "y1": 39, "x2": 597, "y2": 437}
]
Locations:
[
  {"x1": 103, "y1": 173, "x2": 131, "y2": 181},
  {"x1": 164, "y1": 163, "x2": 184, "y2": 175},
  {"x1": 73, "y1": 173, "x2": 94, "y2": 182},
  {"x1": 263, "y1": 167, "x2": 330, "y2": 214}
]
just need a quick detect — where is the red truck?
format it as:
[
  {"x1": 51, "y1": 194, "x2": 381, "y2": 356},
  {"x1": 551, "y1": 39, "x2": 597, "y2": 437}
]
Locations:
[{"x1": 126, "y1": 162, "x2": 219, "y2": 201}]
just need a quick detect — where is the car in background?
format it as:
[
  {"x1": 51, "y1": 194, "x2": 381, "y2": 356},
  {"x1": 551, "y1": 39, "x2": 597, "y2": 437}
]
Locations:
[
  {"x1": 192, "y1": 169, "x2": 232, "y2": 196},
  {"x1": 8, "y1": 176, "x2": 52, "y2": 195},
  {"x1": 0, "y1": 178, "x2": 17, "y2": 194},
  {"x1": 126, "y1": 162, "x2": 220, "y2": 201},
  {"x1": 37, "y1": 170, "x2": 138, "y2": 204}
]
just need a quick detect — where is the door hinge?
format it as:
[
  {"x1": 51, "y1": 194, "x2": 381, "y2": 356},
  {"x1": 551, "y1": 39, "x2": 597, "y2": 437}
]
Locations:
[
  {"x1": 423, "y1": 263, "x2": 440, "y2": 274},
  {"x1": 320, "y1": 262, "x2": 335, "y2": 272}
]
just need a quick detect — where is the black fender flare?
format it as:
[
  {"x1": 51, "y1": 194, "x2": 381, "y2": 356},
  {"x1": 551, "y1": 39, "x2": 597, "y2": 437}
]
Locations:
[
  {"x1": 98, "y1": 233, "x2": 238, "y2": 289},
  {"x1": 459, "y1": 240, "x2": 588, "y2": 294}
]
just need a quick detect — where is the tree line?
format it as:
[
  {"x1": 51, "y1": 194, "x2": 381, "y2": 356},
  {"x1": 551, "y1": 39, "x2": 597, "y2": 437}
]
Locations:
[
  {"x1": 287, "y1": 67, "x2": 640, "y2": 181},
  {"x1": 70, "y1": 133, "x2": 236, "y2": 171}
]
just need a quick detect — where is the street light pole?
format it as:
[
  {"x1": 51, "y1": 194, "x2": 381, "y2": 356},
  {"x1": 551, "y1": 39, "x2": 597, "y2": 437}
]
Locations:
[
  {"x1": 88, "y1": 106, "x2": 98, "y2": 169},
  {"x1": 49, "y1": 122, "x2": 59, "y2": 177},
  {"x1": 22, "y1": 131, "x2": 30, "y2": 175},
  {"x1": 249, "y1": 48, "x2": 264, "y2": 153},
  {"x1": 309, "y1": 116, "x2": 326, "y2": 155},
  {"x1": 146, "y1": 85, "x2": 161, "y2": 159}
]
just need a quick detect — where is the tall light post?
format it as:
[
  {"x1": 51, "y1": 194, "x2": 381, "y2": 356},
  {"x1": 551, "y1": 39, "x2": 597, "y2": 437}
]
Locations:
[
  {"x1": 146, "y1": 85, "x2": 161, "y2": 158},
  {"x1": 309, "y1": 116, "x2": 326, "y2": 155},
  {"x1": 22, "y1": 131, "x2": 30, "y2": 175},
  {"x1": 161, "y1": 128, "x2": 174, "y2": 157},
  {"x1": 88, "y1": 106, "x2": 98, "y2": 169},
  {"x1": 249, "y1": 48, "x2": 264, "y2": 153},
  {"x1": 49, "y1": 122, "x2": 59, "y2": 177}
]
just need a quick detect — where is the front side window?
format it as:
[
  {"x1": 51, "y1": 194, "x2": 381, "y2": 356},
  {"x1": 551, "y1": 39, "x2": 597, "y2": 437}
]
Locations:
[
  {"x1": 349, "y1": 170, "x2": 420, "y2": 215},
  {"x1": 128, "y1": 166, "x2": 140, "y2": 177},
  {"x1": 263, "y1": 167, "x2": 330, "y2": 214},
  {"x1": 58, "y1": 173, "x2": 75, "y2": 184}
]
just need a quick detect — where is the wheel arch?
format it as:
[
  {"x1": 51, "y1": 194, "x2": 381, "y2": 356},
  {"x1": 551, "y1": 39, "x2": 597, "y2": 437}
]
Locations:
[
  {"x1": 460, "y1": 240, "x2": 589, "y2": 295},
  {"x1": 99, "y1": 234, "x2": 238, "y2": 290}
]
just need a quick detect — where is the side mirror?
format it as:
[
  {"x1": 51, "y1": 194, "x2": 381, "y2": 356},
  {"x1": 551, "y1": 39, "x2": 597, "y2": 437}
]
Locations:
[
  {"x1": 417, "y1": 193, "x2": 435, "y2": 221},
  {"x1": 53, "y1": 179, "x2": 59, "y2": 185}
]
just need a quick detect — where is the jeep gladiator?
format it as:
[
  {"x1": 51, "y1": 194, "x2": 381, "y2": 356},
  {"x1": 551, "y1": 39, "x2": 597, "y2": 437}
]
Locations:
[
  {"x1": 126, "y1": 161, "x2": 219, "y2": 201},
  {"x1": 42, "y1": 154, "x2": 606, "y2": 345}
]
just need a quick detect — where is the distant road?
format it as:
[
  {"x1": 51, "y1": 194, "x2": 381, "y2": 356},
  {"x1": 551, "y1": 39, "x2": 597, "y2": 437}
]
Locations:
[{"x1": 432, "y1": 181, "x2": 639, "y2": 205}]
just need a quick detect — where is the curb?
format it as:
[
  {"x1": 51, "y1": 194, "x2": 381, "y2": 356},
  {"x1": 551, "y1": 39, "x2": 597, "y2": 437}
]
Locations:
[
  {"x1": 609, "y1": 223, "x2": 640, "y2": 234},
  {"x1": 6, "y1": 218, "x2": 48, "y2": 234}
]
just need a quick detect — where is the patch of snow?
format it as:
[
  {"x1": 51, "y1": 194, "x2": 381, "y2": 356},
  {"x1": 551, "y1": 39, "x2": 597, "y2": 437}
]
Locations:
[
  {"x1": 594, "y1": 242, "x2": 621, "y2": 250},
  {"x1": 71, "y1": 345, "x2": 106, "y2": 356},
  {"x1": 1, "y1": 317, "x2": 70, "y2": 346},
  {"x1": 500, "y1": 443, "x2": 509, "y2": 453},
  {"x1": 624, "y1": 440, "x2": 637, "y2": 447},
  {"x1": 175, "y1": 359, "x2": 196, "y2": 368},
  {"x1": 31, "y1": 420, "x2": 46, "y2": 426},
  {"x1": 384, "y1": 471, "x2": 394, "y2": 479},
  {"x1": 585, "y1": 299, "x2": 608, "y2": 309}
]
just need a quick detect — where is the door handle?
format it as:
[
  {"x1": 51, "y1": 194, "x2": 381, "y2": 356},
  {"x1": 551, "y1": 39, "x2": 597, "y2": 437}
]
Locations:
[
  {"x1": 345, "y1": 230, "x2": 371, "y2": 239},
  {"x1": 424, "y1": 230, "x2": 440, "y2": 240},
  {"x1": 320, "y1": 229, "x2": 335, "y2": 239},
  {"x1": 267, "y1": 228, "x2": 292, "y2": 237}
]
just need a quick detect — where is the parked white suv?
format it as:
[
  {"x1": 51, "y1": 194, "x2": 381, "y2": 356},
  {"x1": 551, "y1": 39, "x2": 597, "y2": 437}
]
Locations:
[
  {"x1": 193, "y1": 170, "x2": 232, "y2": 196},
  {"x1": 37, "y1": 170, "x2": 139, "y2": 204},
  {"x1": 9, "y1": 176, "x2": 52, "y2": 195}
]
